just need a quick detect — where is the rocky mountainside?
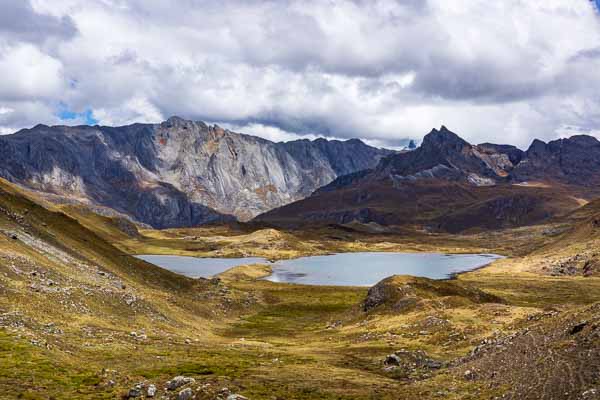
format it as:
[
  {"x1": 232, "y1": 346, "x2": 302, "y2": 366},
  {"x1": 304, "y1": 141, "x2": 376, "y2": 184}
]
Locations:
[
  {"x1": 0, "y1": 117, "x2": 391, "y2": 228},
  {"x1": 511, "y1": 135, "x2": 600, "y2": 186},
  {"x1": 257, "y1": 127, "x2": 596, "y2": 231}
]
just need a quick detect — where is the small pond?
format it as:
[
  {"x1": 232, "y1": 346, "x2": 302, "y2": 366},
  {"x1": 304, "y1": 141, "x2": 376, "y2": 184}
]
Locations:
[{"x1": 136, "y1": 252, "x2": 502, "y2": 286}]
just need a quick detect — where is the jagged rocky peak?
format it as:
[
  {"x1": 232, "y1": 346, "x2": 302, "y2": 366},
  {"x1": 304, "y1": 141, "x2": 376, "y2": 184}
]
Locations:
[
  {"x1": 378, "y1": 126, "x2": 482, "y2": 178},
  {"x1": 164, "y1": 115, "x2": 188, "y2": 125},
  {"x1": 526, "y1": 138, "x2": 548, "y2": 155},
  {"x1": 159, "y1": 116, "x2": 210, "y2": 133},
  {"x1": 421, "y1": 126, "x2": 470, "y2": 151}
]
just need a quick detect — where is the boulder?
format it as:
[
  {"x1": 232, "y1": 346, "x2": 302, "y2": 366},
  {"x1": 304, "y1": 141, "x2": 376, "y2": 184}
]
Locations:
[
  {"x1": 127, "y1": 383, "x2": 143, "y2": 398},
  {"x1": 227, "y1": 395, "x2": 249, "y2": 400},
  {"x1": 147, "y1": 384, "x2": 157, "y2": 397},
  {"x1": 384, "y1": 354, "x2": 401, "y2": 366},
  {"x1": 383, "y1": 349, "x2": 444, "y2": 372},
  {"x1": 166, "y1": 376, "x2": 195, "y2": 390},
  {"x1": 177, "y1": 387, "x2": 193, "y2": 400}
]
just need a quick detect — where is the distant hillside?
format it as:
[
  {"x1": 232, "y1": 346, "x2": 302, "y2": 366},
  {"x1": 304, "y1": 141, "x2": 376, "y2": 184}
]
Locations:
[
  {"x1": 0, "y1": 117, "x2": 391, "y2": 228},
  {"x1": 256, "y1": 126, "x2": 594, "y2": 232}
]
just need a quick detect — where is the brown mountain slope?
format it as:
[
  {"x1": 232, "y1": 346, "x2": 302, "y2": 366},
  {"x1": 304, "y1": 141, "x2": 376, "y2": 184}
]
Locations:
[
  {"x1": 256, "y1": 127, "x2": 590, "y2": 232},
  {"x1": 256, "y1": 173, "x2": 581, "y2": 232}
]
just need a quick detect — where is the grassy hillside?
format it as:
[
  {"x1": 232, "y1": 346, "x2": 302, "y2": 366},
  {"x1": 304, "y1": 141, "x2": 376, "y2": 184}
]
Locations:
[{"x1": 1, "y1": 178, "x2": 600, "y2": 399}]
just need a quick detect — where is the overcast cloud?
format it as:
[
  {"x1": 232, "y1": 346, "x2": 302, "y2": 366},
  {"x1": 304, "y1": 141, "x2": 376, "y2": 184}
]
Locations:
[{"x1": 1, "y1": 0, "x2": 600, "y2": 147}]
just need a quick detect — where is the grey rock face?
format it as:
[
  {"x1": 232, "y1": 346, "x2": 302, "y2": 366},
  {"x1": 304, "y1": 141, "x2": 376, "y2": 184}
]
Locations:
[
  {"x1": 511, "y1": 135, "x2": 600, "y2": 186},
  {"x1": 0, "y1": 117, "x2": 390, "y2": 228}
]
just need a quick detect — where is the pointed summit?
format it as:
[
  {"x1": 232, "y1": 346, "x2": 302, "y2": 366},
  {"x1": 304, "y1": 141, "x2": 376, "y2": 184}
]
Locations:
[
  {"x1": 421, "y1": 125, "x2": 469, "y2": 151},
  {"x1": 163, "y1": 116, "x2": 188, "y2": 126}
]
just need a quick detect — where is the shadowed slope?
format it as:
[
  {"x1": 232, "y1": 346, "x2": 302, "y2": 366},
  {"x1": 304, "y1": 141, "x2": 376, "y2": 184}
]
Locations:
[{"x1": 256, "y1": 127, "x2": 587, "y2": 232}]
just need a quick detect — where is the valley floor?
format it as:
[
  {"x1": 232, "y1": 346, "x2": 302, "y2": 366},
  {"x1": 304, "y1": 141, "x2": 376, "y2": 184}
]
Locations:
[{"x1": 2, "y1": 187, "x2": 600, "y2": 399}]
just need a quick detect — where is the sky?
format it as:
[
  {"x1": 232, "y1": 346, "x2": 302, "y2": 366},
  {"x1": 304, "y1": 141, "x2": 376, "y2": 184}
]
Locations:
[{"x1": 1, "y1": 0, "x2": 600, "y2": 149}]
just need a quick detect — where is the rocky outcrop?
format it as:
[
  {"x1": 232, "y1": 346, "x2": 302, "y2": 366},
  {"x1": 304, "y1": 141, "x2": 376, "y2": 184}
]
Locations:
[
  {"x1": 477, "y1": 143, "x2": 524, "y2": 166},
  {"x1": 511, "y1": 135, "x2": 600, "y2": 187},
  {"x1": 0, "y1": 117, "x2": 390, "y2": 228},
  {"x1": 362, "y1": 275, "x2": 502, "y2": 313},
  {"x1": 376, "y1": 126, "x2": 519, "y2": 185}
]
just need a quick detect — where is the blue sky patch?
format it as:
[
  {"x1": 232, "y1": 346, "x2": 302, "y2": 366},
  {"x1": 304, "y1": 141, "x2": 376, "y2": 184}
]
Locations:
[{"x1": 57, "y1": 104, "x2": 98, "y2": 125}]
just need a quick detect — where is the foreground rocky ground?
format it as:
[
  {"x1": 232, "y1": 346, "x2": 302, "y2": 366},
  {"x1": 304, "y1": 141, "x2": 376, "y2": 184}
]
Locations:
[{"x1": 1, "y1": 178, "x2": 600, "y2": 399}]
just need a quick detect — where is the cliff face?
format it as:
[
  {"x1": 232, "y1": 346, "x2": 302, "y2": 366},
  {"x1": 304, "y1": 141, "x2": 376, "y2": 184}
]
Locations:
[
  {"x1": 0, "y1": 117, "x2": 391, "y2": 228},
  {"x1": 511, "y1": 135, "x2": 600, "y2": 186}
]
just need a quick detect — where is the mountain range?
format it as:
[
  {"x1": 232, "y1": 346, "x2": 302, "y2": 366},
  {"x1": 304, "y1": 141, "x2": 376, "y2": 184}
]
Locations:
[
  {"x1": 3, "y1": 120, "x2": 600, "y2": 232},
  {"x1": 0, "y1": 117, "x2": 391, "y2": 228},
  {"x1": 257, "y1": 126, "x2": 600, "y2": 232}
]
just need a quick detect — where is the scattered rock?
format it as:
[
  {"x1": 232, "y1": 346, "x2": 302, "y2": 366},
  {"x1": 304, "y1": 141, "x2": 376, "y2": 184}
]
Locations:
[
  {"x1": 326, "y1": 320, "x2": 342, "y2": 329},
  {"x1": 166, "y1": 376, "x2": 195, "y2": 390},
  {"x1": 464, "y1": 369, "x2": 476, "y2": 380},
  {"x1": 227, "y1": 394, "x2": 249, "y2": 400},
  {"x1": 127, "y1": 383, "x2": 144, "y2": 398},
  {"x1": 147, "y1": 384, "x2": 157, "y2": 397},
  {"x1": 384, "y1": 354, "x2": 401, "y2": 366},
  {"x1": 581, "y1": 388, "x2": 598, "y2": 399},
  {"x1": 123, "y1": 293, "x2": 137, "y2": 306},
  {"x1": 384, "y1": 350, "x2": 443, "y2": 370},
  {"x1": 177, "y1": 387, "x2": 193, "y2": 400},
  {"x1": 570, "y1": 321, "x2": 588, "y2": 335}
]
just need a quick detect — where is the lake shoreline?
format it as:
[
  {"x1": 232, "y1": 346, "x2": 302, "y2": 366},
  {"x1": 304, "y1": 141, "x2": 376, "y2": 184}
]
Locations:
[{"x1": 136, "y1": 252, "x2": 502, "y2": 286}]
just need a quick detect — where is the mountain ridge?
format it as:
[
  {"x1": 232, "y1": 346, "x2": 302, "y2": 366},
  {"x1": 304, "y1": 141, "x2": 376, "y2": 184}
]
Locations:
[
  {"x1": 257, "y1": 126, "x2": 600, "y2": 231},
  {"x1": 0, "y1": 117, "x2": 392, "y2": 228}
]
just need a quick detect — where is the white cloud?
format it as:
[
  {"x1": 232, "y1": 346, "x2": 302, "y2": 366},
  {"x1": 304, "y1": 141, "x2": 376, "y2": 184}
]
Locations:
[
  {"x1": 219, "y1": 122, "x2": 337, "y2": 143},
  {"x1": 1, "y1": 0, "x2": 600, "y2": 149},
  {"x1": 93, "y1": 96, "x2": 164, "y2": 126},
  {"x1": 0, "y1": 43, "x2": 65, "y2": 101}
]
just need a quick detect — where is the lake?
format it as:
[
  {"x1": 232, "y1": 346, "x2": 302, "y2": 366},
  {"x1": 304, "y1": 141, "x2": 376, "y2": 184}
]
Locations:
[
  {"x1": 135, "y1": 255, "x2": 267, "y2": 278},
  {"x1": 136, "y1": 252, "x2": 502, "y2": 286}
]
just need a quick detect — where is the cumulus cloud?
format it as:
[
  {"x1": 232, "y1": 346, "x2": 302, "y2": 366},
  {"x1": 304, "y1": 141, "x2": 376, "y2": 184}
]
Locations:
[
  {"x1": 1, "y1": 0, "x2": 600, "y2": 148},
  {"x1": 0, "y1": 0, "x2": 76, "y2": 46}
]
